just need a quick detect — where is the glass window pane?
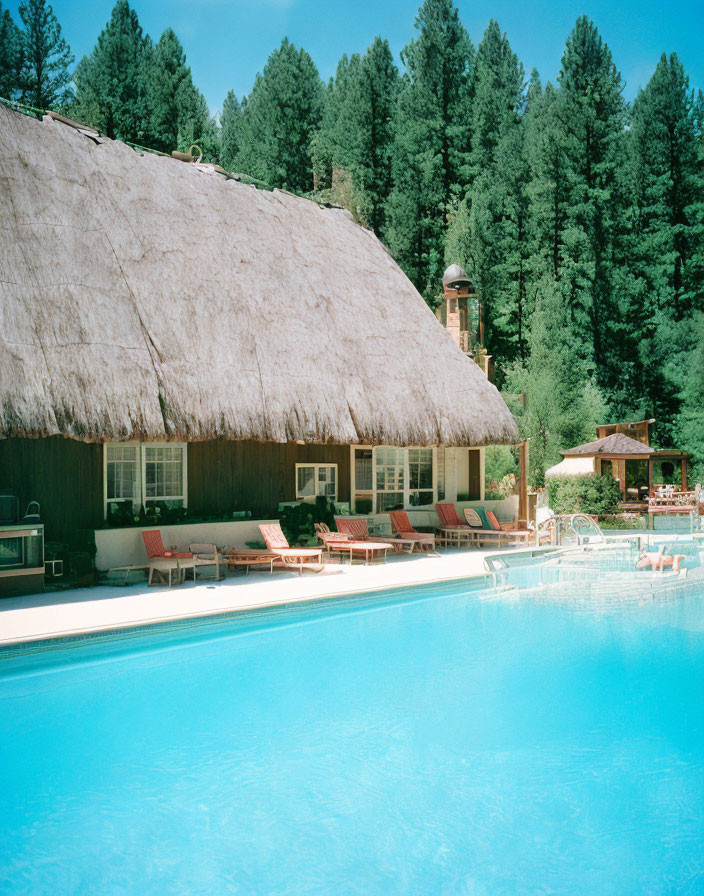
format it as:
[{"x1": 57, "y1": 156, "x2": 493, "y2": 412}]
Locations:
[
  {"x1": 145, "y1": 445, "x2": 184, "y2": 500},
  {"x1": 376, "y1": 491, "x2": 404, "y2": 513},
  {"x1": 297, "y1": 466, "x2": 315, "y2": 498},
  {"x1": 106, "y1": 444, "x2": 137, "y2": 501}
]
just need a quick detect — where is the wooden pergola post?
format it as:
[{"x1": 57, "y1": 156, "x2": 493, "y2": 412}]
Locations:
[{"x1": 518, "y1": 441, "x2": 528, "y2": 523}]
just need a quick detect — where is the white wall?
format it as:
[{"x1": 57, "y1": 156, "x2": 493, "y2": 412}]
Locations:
[
  {"x1": 95, "y1": 520, "x2": 271, "y2": 570},
  {"x1": 443, "y1": 446, "x2": 485, "y2": 503}
]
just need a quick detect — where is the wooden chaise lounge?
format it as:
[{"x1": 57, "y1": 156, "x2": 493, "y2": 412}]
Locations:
[
  {"x1": 259, "y1": 523, "x2": 324, "y2": 574},
  {"x1": 435, "y1": 503, "x2": 474, "y2": 548},
  {"x1": 335, "y1": 517, "x2": 418, "y2": 553},
  {"x1": 463, "y1": 508, "x2": 533, "y2": 548},
  {"x1": 388, "y1": 510, "x2": 436, "y2": 553},
  {"x1": 315, "y1": 523, "x2": 390, "y2": 564}
]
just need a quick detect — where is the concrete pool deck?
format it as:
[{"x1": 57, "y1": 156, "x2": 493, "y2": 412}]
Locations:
[
  {"x1": 0, "y1": 548, "x2": 526, "y2": 646},
  {"x1": 3, "y1": 530, "x2": 700, "y2": 647}
]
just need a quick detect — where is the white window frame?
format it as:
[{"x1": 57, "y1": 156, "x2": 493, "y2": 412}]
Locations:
[
  {"x1": 295, "y1": 463, "x2": 338, "y2": 503},
  {"x1": 142, "y1": 444, "x2": 188, "y2": 507},
  {"x1": 350, "y1": 446, "x2": 437, "y2": 514},
  {"x1": 104, "y1": 442, "x2": 188, "y2": 520}
]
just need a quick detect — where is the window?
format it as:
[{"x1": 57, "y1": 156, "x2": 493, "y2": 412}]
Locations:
[
  {"x1": 106, "y1": 444, "x2": 138, "y2": 506},
  {"x1": 352, "y1": 447, "x2": 374, "y2": 514},
  {"x1": 105, "y1": 444, "x2": 139, "y2": 521},
  {"x1": 375, "y1": 447, "x2": 405, "y2": 513},
  {"x1": 408, "y1": 448, "x2": 433, "y2": 506},
  {"x1": 104, "y1": 443, "x2": 187, "y2": 521},
  {"x1": 295, "y1": 464, "x2": 338, "y2": 502},
  {"x1": 144, "y1": 445, "x2": 185, "y2": 505},
  {"x1": 354, "y1": 446, "x2": 437, "y2": 514}
]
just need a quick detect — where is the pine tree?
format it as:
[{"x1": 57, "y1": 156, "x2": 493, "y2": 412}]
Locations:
[
  {"x1": 360, "y1": 37, "x2": 398, "y2": 234},
  {"x1": 237, "y1": 38, "x2": 323, "y2": 192},
  {"x1": 220, "y1": 89, "x2": 242, "y2": 170},
  {"x1": 147, "y1": 28, "x2": 208, "y2": 155},
  {"x1": 73, "y1": 0, "x2": 152, "y2": 143},
  {"x1": 631, "y1": 53, "x2": 702, "y2": 320},
  {"x1": 386, "y1": 0, "x2": 473, "y2": 299},
  {"x1": 443, "y1": 21, "x2": 526, "y2": 370},
  {"x1": 0, "y1": 3, "x2": 24, "y2": 100},
  {"x1": 469, "y1": 19, "x2": 524, "y2": 177},
  {"x1": 556, "y1": 16, "x2": 627, "y2": 379},
  {"x1": 311, "y1": 39, "x2": 398, "y2": 233},
  {"x1": 18, "y1": 0, "x2": 73, "y2": 110}
]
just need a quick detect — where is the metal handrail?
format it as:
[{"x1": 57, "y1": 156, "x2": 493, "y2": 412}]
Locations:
[{"x1": 537, "y1": 513, "x2": 606, "y2": 547}]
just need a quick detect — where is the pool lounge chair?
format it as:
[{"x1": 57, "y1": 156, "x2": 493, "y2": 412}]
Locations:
[
  {"x1": 259, "y1": 523, "x2": 325, "y2": 574},
  {"x1": 335, "y1": 517, "x2": 418, "y2": 553},
  {"x1": 435, "y1": 503, "x2": 474, "y2": 548},
  {"x1": 315, "y1": 523, "x2": 390, "y2": 564},
  {"x1": 189, "y1": 543, "x2": 222, "y2": 581},
  {"x1": 463, "y1": 508, "x2": 533, "y2": 548},
  {"x1": 388, "y1": 510, "x2": 436, "y2": 553},
  {"x1": 142, "y1": 529, "x2": 196, "y2": 585}
]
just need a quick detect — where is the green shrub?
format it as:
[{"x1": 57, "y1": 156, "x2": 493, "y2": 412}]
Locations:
[
  {"x1": 547, "y1": 475, "x2": 621, "y2": 517},
  {"x1": 278, "y1": 496, "x2": 335, "y2": 546}
]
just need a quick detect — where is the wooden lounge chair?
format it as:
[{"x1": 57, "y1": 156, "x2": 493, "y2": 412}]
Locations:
[
  {"x1": 142, "y1": 529, "x2": 196, "y2": 585},
  {"x1": 335, "y1": 517, "x2": 417, "y2": 553},
  {"x1": 463, "y1": 508, "x2": 532, "y2": 548},
  {"x1": 220, "y1": 549, "x2": 277, "y2": 575},
  {"x1": 388, "y1": 510, "x2": 436, "y2": 553},
  {"x1": 189, "y1": 543, "x2": 222, "y2": 581},
  {"x1": 315, "y1": 523, "x2": 389, "y2": 564},
  {"x1": 259, "y1": 522, "x2": 324, "y2": 574},
  {"x1": 435, "y1": 503, "x2": 474, "y2": 548}
]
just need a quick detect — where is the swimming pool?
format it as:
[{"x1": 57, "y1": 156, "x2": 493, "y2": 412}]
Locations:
[{"x1": 1, "y1": 557, "x2": 703, "y2": 894}]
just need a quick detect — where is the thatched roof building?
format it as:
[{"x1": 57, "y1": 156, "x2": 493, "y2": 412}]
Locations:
[
  {"x1": 563, "y1": 434, "x2": 654, "y2": 457},
  {"x1": 0, "y1": 105, "x2": 516, "y2": 447}
]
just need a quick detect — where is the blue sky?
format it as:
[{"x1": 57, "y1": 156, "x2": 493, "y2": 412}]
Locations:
[{"x1": 7, "y1": 0, "x2": 703, "y2": 113}]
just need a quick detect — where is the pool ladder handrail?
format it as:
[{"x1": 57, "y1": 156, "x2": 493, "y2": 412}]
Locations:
[{"x1": 537, "y1": 513, "x2": 606, "y2": 547}]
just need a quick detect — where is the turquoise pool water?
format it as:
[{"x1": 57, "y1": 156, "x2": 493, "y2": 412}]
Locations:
[{"x1": 1, "y1": 566, "x2": 703, "y2": 894}]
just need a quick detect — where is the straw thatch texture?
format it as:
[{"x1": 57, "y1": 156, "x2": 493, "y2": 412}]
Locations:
[
  {"x1": 0, "y1": 106, "x2": 518, "y2": 446},
  {"x1": 563, "y1": 434, "x2": 654, "y2": 456}
]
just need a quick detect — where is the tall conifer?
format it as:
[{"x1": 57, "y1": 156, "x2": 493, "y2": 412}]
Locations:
[
  {"x1": 386, "y1": 0, "x2": 473, "y2": 299},
  {"x1": 73, "y1": 0, "x2": 152, "y2": 143},
  {"x1": 0, "y1": 3, "x2": 24, "y2": 100},
  {"x1": 237, "y1": 38, "x2": 323, "y2": 192},
  {"x1": 18, "y1": 0, "x2": 73, "y2": 110}
]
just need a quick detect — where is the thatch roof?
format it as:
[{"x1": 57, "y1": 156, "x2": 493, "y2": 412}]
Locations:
[
  {"x1": 563, "y1": 433, "x2": 654, "y2": 456},
  {"x1": 0, "y1": 105, "x2": 517, "y2": 447},
  {"x1": 545, "y1": 457, "x2": 596, "y2": 478}
]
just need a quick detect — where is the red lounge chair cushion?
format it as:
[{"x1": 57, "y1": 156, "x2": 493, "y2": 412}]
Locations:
[{"x1": 486, "y1": 511, "x2": 502, "y2": 531}]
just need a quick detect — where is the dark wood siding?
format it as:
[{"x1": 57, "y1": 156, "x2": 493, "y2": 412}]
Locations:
[
  {"x1": 0, "y1": 438, "x2": 351, "y2": 542},
  {"x1": 0, "y1": 437, "x2": 103, "y2": 540},
  {"x1": 187, "y1": 441, "x2": 350, "y2": 518}
]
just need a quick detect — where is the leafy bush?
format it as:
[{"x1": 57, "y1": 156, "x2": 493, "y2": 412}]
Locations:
[
  {"x1": 547, "y1": 474, "x2": 621, "y2": 517},
  {"x1": 278, "y1": 496, "x2": 335, "y2": 546},
  {"x1": 484, "y1": 445, "x2": 519, "y2": 498}
]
